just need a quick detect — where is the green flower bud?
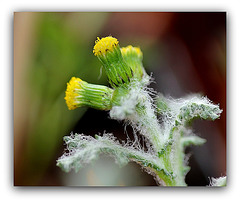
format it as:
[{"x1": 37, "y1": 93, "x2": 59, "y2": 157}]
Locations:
[
  {"x1": 121, "y1": 45, "x2": 144, "y2": 79},
  {"x1": 65, "y1": 77, "x2": 113, "y2": 110},
  {"x1": 93, "y1": 36, "x2": 133, "y2": 87}
]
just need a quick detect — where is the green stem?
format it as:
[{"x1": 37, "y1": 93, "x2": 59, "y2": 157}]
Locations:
[{"x1": 136, "y1": 103, "x2": 187, "y2": 186}]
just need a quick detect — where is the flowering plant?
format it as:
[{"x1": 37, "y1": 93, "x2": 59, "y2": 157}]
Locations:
[{"x1": 57, "y1": 36, "x2": 226, "y2": 186}]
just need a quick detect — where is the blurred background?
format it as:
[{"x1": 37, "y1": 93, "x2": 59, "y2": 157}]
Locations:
[{"x1": 14, "y1": 12, "x2": 226, "y2": 186}]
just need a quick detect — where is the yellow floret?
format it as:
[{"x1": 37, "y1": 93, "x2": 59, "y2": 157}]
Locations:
[
  {"x1": 64, "y1": 77, "x2": 83, "y2": 110},
  {"x1": 135, "y1": 47, "x2": 142, "y2": 57},
  {"x1": 93, "y1": 36, "x2": 119, "y2": 56},
  {"x1": 121, "y1": 45, "x2": 143, "y2": 58}
]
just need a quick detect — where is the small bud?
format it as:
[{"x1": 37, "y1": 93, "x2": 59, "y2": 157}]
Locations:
[
  {"x1": 121, "y1": 45, "x2": 145, "y2": 79},
  {"x1": 93, "y1": 36, "x2": 133, "y2": 87},
  {"x1": 64, "y1": 77, "x2": 113, "y2": 110}
]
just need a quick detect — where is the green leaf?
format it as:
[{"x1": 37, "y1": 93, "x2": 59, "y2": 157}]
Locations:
[{"x1": 57, "y1": 133, "x2": 173, "y2": 180}]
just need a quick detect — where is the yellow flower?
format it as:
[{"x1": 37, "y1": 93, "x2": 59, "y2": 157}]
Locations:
[
  {"x1": 93, "y1": 36, "x2": 119, "y2": 56},
  {"x1": 93, "y1": 36, "x2": 133, "y2": 87},
  {"x1": 64, "y1": 77, "x2": 85, "y2": 110},
  {"x1": 121, "y1": 45, "x2": 144, "y2": 79},
  {"x1": 64, "y1": 77, "x2": 114, "y2": 111},
  {"x1": 121, "y1": 45, "x2": 143, "y2": 59}
]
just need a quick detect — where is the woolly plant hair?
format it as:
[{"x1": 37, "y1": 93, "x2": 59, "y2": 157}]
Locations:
[{"x1": 57, "y1": 36, "x2": 225, "y2": 186}]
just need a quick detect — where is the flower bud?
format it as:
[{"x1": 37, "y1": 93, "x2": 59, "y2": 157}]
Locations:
[
  {"x1": 65, "y1": 77, "x2": 113, "y2": 110},
  {"x1": 93, "y1": 36, "x2": 133, "y2": 87},
  {"x1": 121, "y1": 45, "x2": 144, "y2": 79}
]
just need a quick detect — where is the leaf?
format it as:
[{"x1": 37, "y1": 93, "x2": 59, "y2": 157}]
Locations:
[
  {"x1": 209, "y1": 176, "x2": 227, "y2": 186},
  {"x1": 56, "y1": 133, "x2": 172, "y2": 179},
  {"x1": 181, "y1": 136, "x2": 206, "y2": 147}
]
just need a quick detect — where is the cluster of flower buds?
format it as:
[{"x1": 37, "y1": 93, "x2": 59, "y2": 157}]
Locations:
[{"x1": 64, "y1": 36, "x2": 146, "y2": 111}]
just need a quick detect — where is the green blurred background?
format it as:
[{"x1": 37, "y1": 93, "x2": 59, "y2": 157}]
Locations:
[{"x1": 14, "y1": 12, "x2": 226, "y2": 186}]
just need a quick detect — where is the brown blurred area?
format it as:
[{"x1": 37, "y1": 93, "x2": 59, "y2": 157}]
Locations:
[
  {"x1": 14, "y1": 13, "x2": 38, "y2": 185},
  {"x1": 14, "y1": 12, "x2": 226, "y2": 186}
]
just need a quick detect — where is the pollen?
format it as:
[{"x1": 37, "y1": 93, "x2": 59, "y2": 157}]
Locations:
[
  {"x1": 64, "y1": 77, "x2": 83, "y2": 110},
  {"x1": 93, "y1": 36, "x2": 119, "y2": 56}
]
